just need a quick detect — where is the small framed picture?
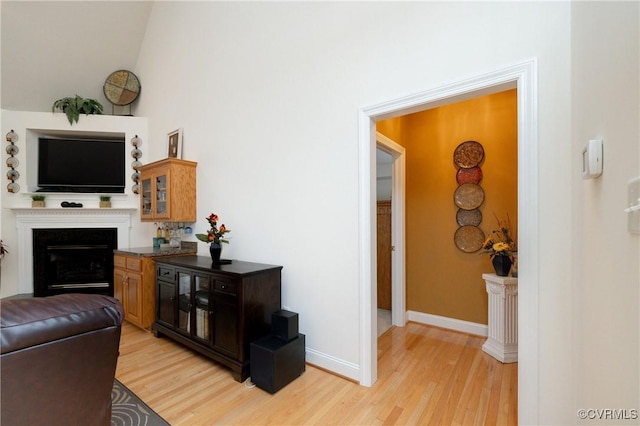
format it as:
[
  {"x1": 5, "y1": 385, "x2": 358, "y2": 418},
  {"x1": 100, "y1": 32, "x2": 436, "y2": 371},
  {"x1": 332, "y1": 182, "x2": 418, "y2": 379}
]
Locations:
[{"x1": 167, "y1": 128, "x2": 183, "y2": 158}]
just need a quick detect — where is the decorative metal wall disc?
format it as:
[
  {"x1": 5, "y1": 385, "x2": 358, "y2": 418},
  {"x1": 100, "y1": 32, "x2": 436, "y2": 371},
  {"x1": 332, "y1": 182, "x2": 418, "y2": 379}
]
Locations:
[
  {"x1": 454, "y1": 183, "x2": 485, "y2": 210},
  {"x1": 453, "y1": 140, "x2": 484, "y2": 168},
  {"x1": 456, "y1": 166, "x2": 483, "y2": 185},
  {"x1": 454, "y1": 225, "x2": 485, "y2": 253},
  {"x1": 456, "y1": 208, "x2": 482, "y2": 226},
  {"x1": 104, "y1": 70, "x2": 141, "y2": 106}
]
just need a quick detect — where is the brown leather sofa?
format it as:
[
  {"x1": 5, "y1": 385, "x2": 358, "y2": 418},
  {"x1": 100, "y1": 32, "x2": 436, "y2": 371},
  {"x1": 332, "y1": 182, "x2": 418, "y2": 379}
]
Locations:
[{"x1": 1, "y1": 293, "x2": 125, "y2": 426}]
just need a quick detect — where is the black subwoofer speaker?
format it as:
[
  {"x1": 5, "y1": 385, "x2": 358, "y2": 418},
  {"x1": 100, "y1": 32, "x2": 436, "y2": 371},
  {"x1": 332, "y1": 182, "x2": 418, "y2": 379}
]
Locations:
[
  {"x1": 271, "y1": 310, "x2": 299, "y2": 342},
  {"x1": 250, "y1": 334, "x2": 305, "y2": 394}
]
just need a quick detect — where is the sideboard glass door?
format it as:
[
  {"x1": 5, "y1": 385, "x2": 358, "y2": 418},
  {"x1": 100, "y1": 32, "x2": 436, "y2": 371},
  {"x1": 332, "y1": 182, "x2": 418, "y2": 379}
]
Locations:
[
  {"x1": 194, "y1": 274, "x2": 211, "y2": 342},
  {"x1": 176, "y1": 269, "x2": 211, "y2": 341},
  {"x1": 177, "y1": 270, "x2": 191, "y2": 335}
]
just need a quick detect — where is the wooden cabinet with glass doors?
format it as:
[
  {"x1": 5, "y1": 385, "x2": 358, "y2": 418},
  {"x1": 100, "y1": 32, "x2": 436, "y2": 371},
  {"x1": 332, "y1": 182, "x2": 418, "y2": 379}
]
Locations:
[
  {"x1": 154, "y1": 256, "x2": 282, "y2": 382},
  {"x1": 138, "y1": 158, "x2": 197, "y2": 222}
]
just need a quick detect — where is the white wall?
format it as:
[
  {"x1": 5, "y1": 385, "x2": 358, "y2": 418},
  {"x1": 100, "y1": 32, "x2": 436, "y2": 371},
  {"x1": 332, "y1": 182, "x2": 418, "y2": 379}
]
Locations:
[
  {"x1": 2, "y1": 1, "x2": 637, "y2": 423},
  {"x1": 0, "y1": 1, "x2": 151, "y2": 113},
  {"x1": 134, "y1": 2, "x2": 579, "y2": 423},
  {"x1": 570, "y1": 2, "x2": 640, "y2": 423}
]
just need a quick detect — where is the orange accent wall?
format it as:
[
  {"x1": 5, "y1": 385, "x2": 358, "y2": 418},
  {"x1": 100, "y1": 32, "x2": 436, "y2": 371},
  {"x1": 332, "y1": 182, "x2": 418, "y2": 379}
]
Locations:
[{"x1": 377, "y1": 89, "x2": 517, "y2": 325}]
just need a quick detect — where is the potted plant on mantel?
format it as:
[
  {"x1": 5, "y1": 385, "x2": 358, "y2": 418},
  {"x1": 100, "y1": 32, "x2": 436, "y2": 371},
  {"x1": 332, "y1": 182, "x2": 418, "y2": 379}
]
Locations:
[
  {"x1": 99, "y1": 195, "x2": 112, "y2": 208},
  {"x1": 31, "y1": 195, "x2": 46, "y2": 208},
  {"x1": 52, "y1": 95, "x2": 103, "y2": 126}
]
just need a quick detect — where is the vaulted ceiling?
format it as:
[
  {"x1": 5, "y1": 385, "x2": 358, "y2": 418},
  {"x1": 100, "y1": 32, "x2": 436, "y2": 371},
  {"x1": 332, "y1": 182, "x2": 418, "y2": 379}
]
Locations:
[{"x1": 1, "y1": 1, "x2": 153, "y2": 113}]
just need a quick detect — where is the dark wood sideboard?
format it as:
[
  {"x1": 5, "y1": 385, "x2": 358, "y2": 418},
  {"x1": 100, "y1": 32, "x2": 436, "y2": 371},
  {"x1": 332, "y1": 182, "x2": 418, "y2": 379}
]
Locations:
[{"x1": 153, "y1": 256, "x2": 282, "y2": 382}]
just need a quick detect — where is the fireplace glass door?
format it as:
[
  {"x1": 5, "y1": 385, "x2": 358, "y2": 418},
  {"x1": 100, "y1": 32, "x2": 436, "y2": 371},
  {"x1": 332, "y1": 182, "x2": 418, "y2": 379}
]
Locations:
[{"x1": 33, "y1": 228, "x2": 117, "y2": 297}]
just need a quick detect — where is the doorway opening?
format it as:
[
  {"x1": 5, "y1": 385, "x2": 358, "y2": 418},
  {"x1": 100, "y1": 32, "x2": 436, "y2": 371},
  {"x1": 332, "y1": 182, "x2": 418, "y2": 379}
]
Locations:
[
  {"x1": 358, "y1": 59, "x2": 539, "y2": 420},
  {"x1": 375, "y1": 133, "x2": 406, "y2": 338}
]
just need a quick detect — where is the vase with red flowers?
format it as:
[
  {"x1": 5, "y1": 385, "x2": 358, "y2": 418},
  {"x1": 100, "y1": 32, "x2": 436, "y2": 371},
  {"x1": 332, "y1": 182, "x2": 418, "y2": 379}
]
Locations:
[{"x1": 195, "y1": 213, "x2": 230, "y2": 264}]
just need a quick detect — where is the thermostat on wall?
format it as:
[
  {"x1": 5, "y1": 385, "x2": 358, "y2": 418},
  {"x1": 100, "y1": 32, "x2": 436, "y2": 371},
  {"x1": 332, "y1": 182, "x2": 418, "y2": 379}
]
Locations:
[{"x1": 582, "y1": 139, "x2": 603, "y2": 179}]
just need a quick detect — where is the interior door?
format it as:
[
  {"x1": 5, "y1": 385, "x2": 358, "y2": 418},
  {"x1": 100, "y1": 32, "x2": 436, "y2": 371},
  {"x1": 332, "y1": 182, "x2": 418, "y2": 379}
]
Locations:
[{"x1": 377, "y1": 200, "x2": 392, "y2": 310}]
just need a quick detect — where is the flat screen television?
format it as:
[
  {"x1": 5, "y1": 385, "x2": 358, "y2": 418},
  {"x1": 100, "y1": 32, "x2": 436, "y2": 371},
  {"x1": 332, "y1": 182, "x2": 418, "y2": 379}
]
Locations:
[{"x1": 37, "y1": 137, "x2": 126, "y2": 193}]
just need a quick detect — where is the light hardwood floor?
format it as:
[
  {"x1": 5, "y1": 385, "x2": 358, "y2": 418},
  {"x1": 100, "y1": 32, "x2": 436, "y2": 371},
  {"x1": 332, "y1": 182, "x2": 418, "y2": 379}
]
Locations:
[{"x1": 116, "y1": 321, "x2": 517, "y2": 425}]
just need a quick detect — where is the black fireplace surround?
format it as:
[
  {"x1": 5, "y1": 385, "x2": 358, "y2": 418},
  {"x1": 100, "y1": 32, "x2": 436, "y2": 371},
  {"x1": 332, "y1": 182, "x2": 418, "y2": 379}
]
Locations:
[{"x1": 33, "y1": 228, "x2": 117, "y2": 297}]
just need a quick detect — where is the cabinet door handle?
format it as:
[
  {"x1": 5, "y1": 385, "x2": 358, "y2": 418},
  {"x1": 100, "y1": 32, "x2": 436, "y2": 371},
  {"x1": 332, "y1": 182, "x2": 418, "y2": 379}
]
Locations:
[{"x1": 170, "y1": 296, "x2": 175, "y2": 301}]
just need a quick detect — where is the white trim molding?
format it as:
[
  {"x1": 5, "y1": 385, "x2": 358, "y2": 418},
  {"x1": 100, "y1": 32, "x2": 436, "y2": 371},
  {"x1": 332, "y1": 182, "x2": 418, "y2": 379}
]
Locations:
[
  {"x1": 407, "y1": 311, "x2": 488, "y2": 337},
  {"x1": 305, "y1": 348, "x2": 360, "y2": 382},
  {"x1": 358, "y1": 58, "x2": 539, "y2": 426},
  {"x1": 12, "y1": 208, "x2": 135, "y2": 294}
]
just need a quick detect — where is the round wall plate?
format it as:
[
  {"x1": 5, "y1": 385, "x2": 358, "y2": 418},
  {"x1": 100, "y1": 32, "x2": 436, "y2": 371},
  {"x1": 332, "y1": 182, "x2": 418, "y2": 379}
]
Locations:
[
  {"x1": 453, "y1": 140, "x2": 484, "y2": 168},
  {"x1": 454, "y1": 183, "x2": 485, "y2": 210},
  {"x1": 456, "y1": 208, "x2": 482, "y2": 226},
  {"x1": 104, "y1": 70, "x2": 141, "y2": 106},
  {"x1": 454, "y1": 225, "x2": 485, "y2": 253},
  {"x1": 456, "y1": 166, "x2": 483, "y2": 184}
]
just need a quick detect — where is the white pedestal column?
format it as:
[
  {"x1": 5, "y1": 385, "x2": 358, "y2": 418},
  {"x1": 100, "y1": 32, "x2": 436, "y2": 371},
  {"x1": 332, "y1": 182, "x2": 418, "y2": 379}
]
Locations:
[{"x1": 482, "y1": 273, "x2": 518, "y2": 363}]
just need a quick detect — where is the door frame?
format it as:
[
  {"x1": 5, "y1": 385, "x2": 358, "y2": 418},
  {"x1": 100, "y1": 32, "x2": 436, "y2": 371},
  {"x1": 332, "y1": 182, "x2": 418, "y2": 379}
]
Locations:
[
  {"x1": 376, "y1": 132, "x2": 406, "y2": 327},
  {"x1": 357, "y1": 58, "x2": 539, "y2": 423}
]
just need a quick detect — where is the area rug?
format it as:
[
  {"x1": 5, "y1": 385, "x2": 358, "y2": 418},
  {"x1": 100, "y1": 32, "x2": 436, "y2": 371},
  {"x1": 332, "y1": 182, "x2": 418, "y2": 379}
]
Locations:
[{"x1": 112, "y1": 379, "x2": 170, "y2": 426}]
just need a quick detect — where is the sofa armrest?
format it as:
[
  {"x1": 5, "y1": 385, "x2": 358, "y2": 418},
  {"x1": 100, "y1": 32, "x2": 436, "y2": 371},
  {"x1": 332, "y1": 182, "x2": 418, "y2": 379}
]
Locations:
[{"x1": 0, "y1": 294, "x2": 124, "y2": 354}]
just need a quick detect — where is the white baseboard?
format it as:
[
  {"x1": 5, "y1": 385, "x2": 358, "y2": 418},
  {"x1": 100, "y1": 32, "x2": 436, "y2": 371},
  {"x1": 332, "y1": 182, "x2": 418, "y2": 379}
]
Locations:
[
  {"x1": 406, "y1": 310, "x2": 488, "y2": 337},
  {"x1": 300, "y1": 312, "x2": 486, "y2": 385},
  {"x1": 304, "y1": 348, "x2": 360, "y2": 382}
]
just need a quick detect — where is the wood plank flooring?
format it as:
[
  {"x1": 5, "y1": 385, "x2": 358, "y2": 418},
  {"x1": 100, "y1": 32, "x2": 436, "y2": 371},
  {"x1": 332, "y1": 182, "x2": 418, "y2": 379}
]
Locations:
[{"x1": 116, "y1": 321, "x2": 517, "y2": 425}]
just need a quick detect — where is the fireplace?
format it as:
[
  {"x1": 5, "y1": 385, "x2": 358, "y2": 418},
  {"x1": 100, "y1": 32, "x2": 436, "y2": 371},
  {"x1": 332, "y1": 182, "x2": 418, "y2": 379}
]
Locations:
[
  {"x1": 12, "y1": 208, "x2": 134, "y2": 296},
  {"x1": 33, "y1": 228, "x2": 117, "y2": 297}
]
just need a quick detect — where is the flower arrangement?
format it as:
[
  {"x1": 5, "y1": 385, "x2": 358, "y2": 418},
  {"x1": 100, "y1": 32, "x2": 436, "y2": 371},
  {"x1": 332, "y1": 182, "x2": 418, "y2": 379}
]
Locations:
[
  {"x1": 481, "y1": 214, "x2": 517, "y2": 259},
  {"x1": 195, "y1": 213, "x2": 230, "y2": 245}
]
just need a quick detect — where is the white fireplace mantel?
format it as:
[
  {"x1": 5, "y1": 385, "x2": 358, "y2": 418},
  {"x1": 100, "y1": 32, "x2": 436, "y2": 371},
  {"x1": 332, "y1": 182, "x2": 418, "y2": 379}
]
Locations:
[{"x1": 12, "y1": 208, "x2": 136, "y2": 294}]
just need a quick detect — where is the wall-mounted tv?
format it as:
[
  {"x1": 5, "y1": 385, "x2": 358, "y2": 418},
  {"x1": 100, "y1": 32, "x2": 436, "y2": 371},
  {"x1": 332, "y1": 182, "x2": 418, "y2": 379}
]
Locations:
[{"x1": 37, "y1": 137, "x2": 125, "y2": 193}]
